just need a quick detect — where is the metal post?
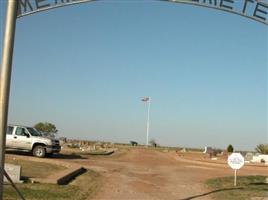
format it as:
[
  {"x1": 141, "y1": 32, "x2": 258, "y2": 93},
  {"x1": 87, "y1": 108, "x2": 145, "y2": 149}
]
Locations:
[
  {"x1": 0, "y1": 0, "x2": 18, "y2": 198},
  {"x1": 234, "y1": 169, "x2": 237, "y2": 186},
  {"x1": 146, "y1": 98, "x2": 151, "y2": 146}
]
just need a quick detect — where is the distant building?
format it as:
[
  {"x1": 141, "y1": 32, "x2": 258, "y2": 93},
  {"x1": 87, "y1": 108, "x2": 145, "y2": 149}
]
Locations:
[{"x1": 251, "y1": 154, "x2": 268, "y2": 163}]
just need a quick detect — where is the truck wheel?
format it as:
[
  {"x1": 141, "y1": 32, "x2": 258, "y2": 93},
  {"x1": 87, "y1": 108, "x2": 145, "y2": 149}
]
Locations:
[{"x1": 33, "y1": 145, "x2": 46, "y2": 158}]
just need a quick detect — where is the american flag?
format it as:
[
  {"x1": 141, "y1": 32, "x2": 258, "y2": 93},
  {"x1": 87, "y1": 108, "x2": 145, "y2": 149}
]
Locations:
[{"x1": 141, "y1": 97, "x2": 150, "y2": 102}]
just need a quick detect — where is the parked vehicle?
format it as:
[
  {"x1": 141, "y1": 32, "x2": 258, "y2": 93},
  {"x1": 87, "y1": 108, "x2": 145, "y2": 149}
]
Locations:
[{"x1": 6, "y1": 125, "x2": 61, "y2": 158}]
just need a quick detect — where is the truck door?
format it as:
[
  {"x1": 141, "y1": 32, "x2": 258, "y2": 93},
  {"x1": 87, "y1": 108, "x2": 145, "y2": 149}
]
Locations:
[
  {"x1": 6, "y1": 126, "x2": 14, "y2": 148},
  {"x1": 13, "y1": 127, "x2": 32, "y2": 150}
]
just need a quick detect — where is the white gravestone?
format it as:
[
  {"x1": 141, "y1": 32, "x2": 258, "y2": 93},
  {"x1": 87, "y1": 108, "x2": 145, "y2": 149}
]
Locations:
[{"x1": 4, "y1": 163, "x2": 22, "y2": 183}]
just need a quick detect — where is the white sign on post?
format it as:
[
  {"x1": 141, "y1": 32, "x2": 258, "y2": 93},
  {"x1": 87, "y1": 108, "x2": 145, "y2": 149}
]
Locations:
[{"x1": 228, "y1": 153, "x2": 245, "y2": 186}]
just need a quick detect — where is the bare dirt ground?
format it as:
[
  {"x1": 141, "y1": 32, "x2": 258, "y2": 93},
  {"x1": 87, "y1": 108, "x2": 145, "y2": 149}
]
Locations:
[
  {"x1": 69, "y1": 148, "x2": 267, "y2": 200},
  {"x1": 6, "y1": 148, "x2": 268, "y2": 200}
]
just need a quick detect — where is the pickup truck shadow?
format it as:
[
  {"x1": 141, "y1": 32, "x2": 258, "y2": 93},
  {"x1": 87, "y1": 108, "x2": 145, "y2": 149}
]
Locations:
[
  {"x1": 48, "y1": 153, "x2": 86, "y2": 160},
  {"x1": 6, "y1": 150, "x2": 33, "y2": 157},
  {"x1": 6, "y1": 151, "x2": 86, "y2": 160}
]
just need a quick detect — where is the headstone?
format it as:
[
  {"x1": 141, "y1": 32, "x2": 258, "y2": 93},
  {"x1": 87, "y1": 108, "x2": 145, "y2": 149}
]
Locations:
[
  {"x1": 203, "y1": 146, "x2": 213, "y2": 153},
  {"x1": 265, "y1": 177, "x2": 268, "y2": 184},
  {"x1": 4, "y1": 163, "x2": 22, "y2": 183},
  {"x1": 203, "y1": 146, "x2": 216, "y2": 158},
  {"x1": 244, "y1": 152, "x2": 253, "y2": 161}
]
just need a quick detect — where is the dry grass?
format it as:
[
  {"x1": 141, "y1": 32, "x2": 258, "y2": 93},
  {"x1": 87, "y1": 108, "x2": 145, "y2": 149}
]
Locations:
[
  {"x1": 206, "y1": 176, "x2": 268, "y2": 200},
  {"x1": 5, "y1": 156, "x2": 66, "y2": 178},
  {"x1": 4, "y1": 170, "x2": 100, "y2": 200}
]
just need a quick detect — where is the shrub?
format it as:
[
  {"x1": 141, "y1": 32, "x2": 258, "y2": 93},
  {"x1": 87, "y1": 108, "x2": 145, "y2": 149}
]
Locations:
[
  {"x1": 227, "y1": 144, "x2": 234, "y2": 153},
  {"x1": 149, "y1": 139, "x2": 157, "y2": 147},
  {"x1": 255, "y1": 144, "x2": 268, "y2": 154}
]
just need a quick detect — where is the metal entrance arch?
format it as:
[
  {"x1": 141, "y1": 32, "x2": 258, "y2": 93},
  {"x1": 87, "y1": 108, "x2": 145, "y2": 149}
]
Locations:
[
  {"x1": 1, "y1": 0, "x2": 268, "y2": 199},
  {"x1": 16, "y1": 0, "x2": 268, "y2": 25}
]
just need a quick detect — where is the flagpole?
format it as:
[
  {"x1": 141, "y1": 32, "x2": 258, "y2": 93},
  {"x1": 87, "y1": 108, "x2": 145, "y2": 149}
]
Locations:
[{"x1": 146, "y1": 98, "x2": 151, "y2": 146}]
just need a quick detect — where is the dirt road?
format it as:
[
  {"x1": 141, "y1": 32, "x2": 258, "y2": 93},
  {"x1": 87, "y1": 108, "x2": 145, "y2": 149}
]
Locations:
[
  {"x1": 7, "y1": 148, "x2": 267, "y2": 200},
  {"x1": 68, "y1": 148, "x2": 267, "y2": 200}
]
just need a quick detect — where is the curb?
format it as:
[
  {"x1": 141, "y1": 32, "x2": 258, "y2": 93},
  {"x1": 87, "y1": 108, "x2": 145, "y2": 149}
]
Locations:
[
  {"x1": 31, "y1": 166, "x2": 86, "y2": 185},
  {"x1": 57, "y1": 167, "x2": 87, "y2": 185}
]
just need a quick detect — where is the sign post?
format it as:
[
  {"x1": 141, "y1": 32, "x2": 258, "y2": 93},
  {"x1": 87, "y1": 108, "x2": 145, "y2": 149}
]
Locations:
[
  {"x1": 228, "y1": 153, "x2": 245, "y2": 186},
  {"x1": 234, "y1": 169, "x2": 237, "y2": 186}
]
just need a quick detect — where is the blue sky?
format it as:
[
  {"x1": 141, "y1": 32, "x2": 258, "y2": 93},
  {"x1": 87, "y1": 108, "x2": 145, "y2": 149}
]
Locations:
[{"x1": 1, "y1": 0, "x2": 267, "y2": 150}]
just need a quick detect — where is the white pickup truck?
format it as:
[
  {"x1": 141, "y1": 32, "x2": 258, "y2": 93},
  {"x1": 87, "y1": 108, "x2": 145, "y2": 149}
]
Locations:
[{"x1": 6, "y1": 125, "x2": 61, "y2": 158}]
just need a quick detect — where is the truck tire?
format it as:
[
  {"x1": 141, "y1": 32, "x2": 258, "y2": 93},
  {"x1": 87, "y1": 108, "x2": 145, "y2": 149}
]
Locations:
[{"x1": 33, "y1": 145, "x2": 46, "y2": 158}]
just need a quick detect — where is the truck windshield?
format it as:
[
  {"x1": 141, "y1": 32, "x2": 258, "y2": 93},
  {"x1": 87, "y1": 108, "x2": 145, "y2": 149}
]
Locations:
[{"x1": 27, "y1": 127, "x2": 42, "y2": 136}]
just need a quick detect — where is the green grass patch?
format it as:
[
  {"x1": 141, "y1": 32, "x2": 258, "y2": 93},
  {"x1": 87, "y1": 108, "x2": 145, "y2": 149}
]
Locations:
[
  {"x1": 206, "y1": 176, "x2": 268, "y2": 200},
  {"x1": 4, "y1": 184, "x2": 78, "y2": 200},
  {"x1": 5, "y1": 157, "x2": 66, "y2": 178},
  {"x1": 4, "y1": 170, "x2": 100, "y2": 200}
]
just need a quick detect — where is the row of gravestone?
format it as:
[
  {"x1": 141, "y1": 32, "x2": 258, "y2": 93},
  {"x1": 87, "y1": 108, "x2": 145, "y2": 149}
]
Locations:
[{"x1": 204, "y1": 147, "x2": 268, "y2": 164}]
